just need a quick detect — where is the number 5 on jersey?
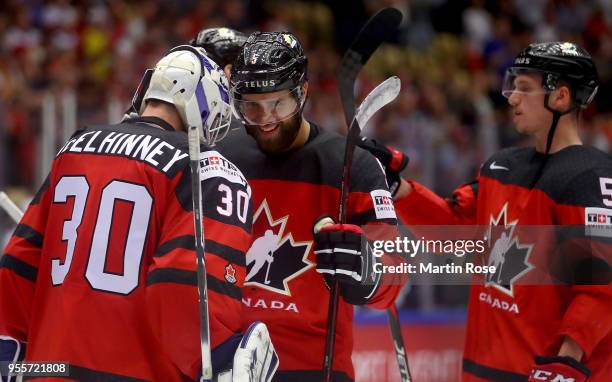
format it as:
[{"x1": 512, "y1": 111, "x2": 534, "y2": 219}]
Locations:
[{"x1": 600, "y1": 177, "x2": 612, "y2": 207}]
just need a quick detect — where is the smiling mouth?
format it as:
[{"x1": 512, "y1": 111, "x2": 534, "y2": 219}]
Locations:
[{"x1": 258, "y1": 124, "x2": 279, "y2": 135}]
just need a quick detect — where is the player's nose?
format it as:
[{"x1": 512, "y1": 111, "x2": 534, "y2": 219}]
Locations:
[{"x1": 507, "y1": 91, "x2": 520, "y2": 107}]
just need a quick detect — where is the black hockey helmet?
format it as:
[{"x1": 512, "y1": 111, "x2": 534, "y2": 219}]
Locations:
[
  {"x1": 502, "y1": 42, "x2": 599, "y2": 108},
  {"x1": 190, "y1": 27, "x2": 247, "y2": 68},
  {"x1": 502, "y1": 42, "x2": 599, "y2": 154},
  {"x1": 230, "y1": 31, "x2": 308, "y2": 95},
  {"x1": 230, "y1": 31, "x2": 308, "y2": 125}
]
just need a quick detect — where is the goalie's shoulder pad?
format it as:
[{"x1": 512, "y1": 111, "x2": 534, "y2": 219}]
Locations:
[{"x1": 199, "y1": 150, "x2": 250, "y2": 193}]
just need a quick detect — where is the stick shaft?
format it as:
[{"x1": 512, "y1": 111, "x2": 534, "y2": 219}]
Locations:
[
  {"x1": 324, "y1": 119, "x2": 361, "y2": 381},
  {"x1": 387, "y1": 305, "x2": 412, "y2": 382},
  {"x1": 0, "y1": 192, "x2": 24, "y2": 224},
  {"x1": 188, "y1": 126, "x2": 213, "y2": 380}
]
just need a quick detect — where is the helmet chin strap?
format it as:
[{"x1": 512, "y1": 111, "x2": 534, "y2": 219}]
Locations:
[
  {"x1": 530, "y1": 94, "x2": 578, "y2": 188},
  {"x1": 543, "y1": 93, "x2": 577, "y2": 154}
]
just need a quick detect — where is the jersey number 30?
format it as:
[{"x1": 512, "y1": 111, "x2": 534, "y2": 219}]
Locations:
[
  {"x1": 52, "y1": 176, "x2": 152, "y2": 295},
  {"x1": 601, "y1": 177, "x2": 612, "y2": 207},
  {"x1": 216, "y1": 183, "x2": 249, "y2": 224}
]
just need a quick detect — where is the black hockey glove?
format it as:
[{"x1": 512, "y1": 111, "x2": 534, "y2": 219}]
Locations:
[
  {"x1": 528, "y1": 356, "x2": 590, "y2": 382},
  {"x1": 357, "y1": 137, "x2": 409, "y2": 196},
  {"x1": 312, "y1": 217, "x2": 381, "y2": 305}
]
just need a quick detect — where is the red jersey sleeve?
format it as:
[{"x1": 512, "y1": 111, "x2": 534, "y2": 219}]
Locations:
[
  {"x1": 0, "y1": 176, "x2": 52, "y2": 341},
  {"x1": 346, "y1": 148, "x2": 404, "y2": 309},
  {"x1": 553, "y1": 168, "x2": 612, "y2": 359},
  {"x1": 394, "y1": 179, "x2": 478, "y2": 225}
]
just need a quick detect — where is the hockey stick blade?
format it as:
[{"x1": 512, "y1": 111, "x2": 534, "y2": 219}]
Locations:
[
  {"x1": 355, "y1": 76, "x2": 401, "y2": 130},
  {"x1": 0, "y1": 191, "x2": 24, "y2": 224},
  {"x1": 187, "y1": 126, "x2": 214, "y2": 380},
  {"x1": 337, "y1": 76, "x2": 401, "y2": 221},
  {"x1": 338, "y1": 7, "x2": 402, "y2": 126}
]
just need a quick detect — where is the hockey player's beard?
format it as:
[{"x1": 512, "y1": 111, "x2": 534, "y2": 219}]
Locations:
[{"x1": 245, "y1": 113, "x2": 302, "y2": 154}]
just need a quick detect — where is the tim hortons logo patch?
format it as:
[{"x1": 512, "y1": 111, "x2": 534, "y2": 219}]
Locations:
[
  {"x1": 370, "y1": 189, "x2": 397, "y2": 220},
  {"x1": 585, "y1": 207, "x2": 612, "y2": 238}
]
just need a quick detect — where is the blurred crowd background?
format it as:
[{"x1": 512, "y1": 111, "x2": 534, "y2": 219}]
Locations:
[{"x1": 1, "y1": 0, "x2": 612, "y2": 310}]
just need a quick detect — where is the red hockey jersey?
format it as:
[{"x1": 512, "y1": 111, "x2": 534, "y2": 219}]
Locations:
[
  {"x1": 0, "y1": 117, "x2": 252, "y2": 381},
  {"x1": 216, "y1": 123, "x2": 403, "y2": 382},
  {"x1": 395, "y1": 145, "x2": 612, "y2": 381}
]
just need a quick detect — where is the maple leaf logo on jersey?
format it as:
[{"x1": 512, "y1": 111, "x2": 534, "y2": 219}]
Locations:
[
  {"x1": 244, "y1": 200, "x2": 313, "y2": 296},
  {"x1": 225, "y1": 263, "x2": 237, "y2": 284},
  {"x1": 485, "y1": 203, "x2": 534, "y2": 296}
]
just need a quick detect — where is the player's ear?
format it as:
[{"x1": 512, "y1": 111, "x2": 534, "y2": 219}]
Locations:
[
  {"x1": 553, "y1": 84, "x2": 572, "y2": 110},
  {"x1": 224, "y1": 64, "x2": 232, "y2": 82},
  {"x1": 302, "y1": 81, "x2": 309, "y2": 98}
]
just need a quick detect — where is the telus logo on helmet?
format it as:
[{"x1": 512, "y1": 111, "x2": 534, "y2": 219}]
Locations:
[
  {"x1": 514, "y1": 57, "x2": 530, "y2": 65},
  {"x1": 245, "y1": 80, "x2": 277, "y2": 88}
]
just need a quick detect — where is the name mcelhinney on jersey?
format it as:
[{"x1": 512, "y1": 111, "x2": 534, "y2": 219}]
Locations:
[{"x1": 57, "y1": 130, "x2": 188, "y2": 174}]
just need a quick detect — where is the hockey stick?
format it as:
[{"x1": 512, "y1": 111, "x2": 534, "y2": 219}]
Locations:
[
  {"x1": 187, "y1": 125, "x2": 213, "y2": 380},
  {"x1": 355, "y1": 77, "x2": 414, "y2": 382},
  {"x1": 264, "y1": 252, "x2": 273, "y2": 285},
  {"x1": 347, "y1": 77, "x2": 414, "y2": 382},
  {"x1": 319, "y1": 76, "x2": 401, "y2": 381},
  {"x1": 0, "y1": 191, "x2": 24, "y2": 224},
  {"x1": 324, "y1": 9, "x2": 403, "y2": 380},
  {"x1": 325, "y1": 8, "x2": 413, "y2": 382}
]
